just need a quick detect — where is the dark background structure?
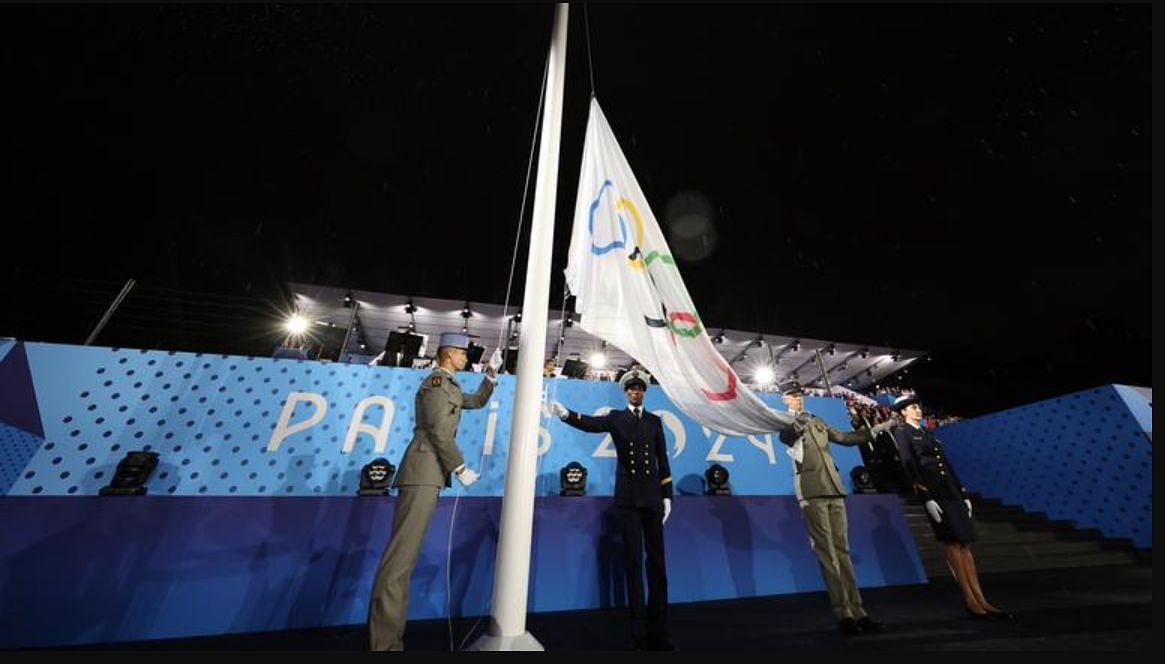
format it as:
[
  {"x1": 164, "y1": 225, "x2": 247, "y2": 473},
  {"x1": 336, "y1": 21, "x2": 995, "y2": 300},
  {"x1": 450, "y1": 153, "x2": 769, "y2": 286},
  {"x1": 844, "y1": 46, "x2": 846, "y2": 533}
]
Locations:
[{"x1": 0, "y1": 4, "x2": 1149, "y2": 415}]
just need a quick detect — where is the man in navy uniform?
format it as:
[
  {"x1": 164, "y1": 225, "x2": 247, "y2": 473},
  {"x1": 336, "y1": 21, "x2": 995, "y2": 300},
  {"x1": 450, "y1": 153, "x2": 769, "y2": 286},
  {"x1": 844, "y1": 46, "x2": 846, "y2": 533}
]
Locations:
[
  {"x1": 551, "y1": 368, "x2": 675, "y2": 650},
  {"x1": 778, "y1": 379, "x2": 893, "y2": 636},
  {"x1": 368, "y1": 332, "x2": 500, "y2": 651}
]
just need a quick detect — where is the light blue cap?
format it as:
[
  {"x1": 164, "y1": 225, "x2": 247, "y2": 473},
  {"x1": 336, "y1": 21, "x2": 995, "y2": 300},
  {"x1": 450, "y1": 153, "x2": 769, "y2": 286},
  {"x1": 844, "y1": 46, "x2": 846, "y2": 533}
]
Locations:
[{"x1": 438, "y1": 332, "x2": 470, "y2": 350}]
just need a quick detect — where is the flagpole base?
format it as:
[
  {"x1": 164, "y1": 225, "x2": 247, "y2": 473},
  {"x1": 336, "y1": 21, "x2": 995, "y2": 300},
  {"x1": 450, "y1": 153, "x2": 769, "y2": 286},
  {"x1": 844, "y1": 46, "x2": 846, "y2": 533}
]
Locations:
[{"x1": 464, "y1": 630, "x2": 544, "y2": 651}]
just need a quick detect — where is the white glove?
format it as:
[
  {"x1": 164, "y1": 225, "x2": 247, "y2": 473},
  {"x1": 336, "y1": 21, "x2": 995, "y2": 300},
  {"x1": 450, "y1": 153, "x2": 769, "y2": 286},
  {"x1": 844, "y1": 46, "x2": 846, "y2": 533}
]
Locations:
[
  {"x1": 785, "y1": 438, "x2": 804, "y2": 464},
  {"x1": 662, "y1": 497, "x2": 672, "y2": 525},
  {"x1": 487, "y1": 348, "x2": 503, "y2": 372},
  {"x1": 925, "y1": 499, "x2": 943, "y2": 523},
  {"x1": 964, "y1": 498, "x2": 972, "y2": 518},
  {"x1": 457, "y1": 467, "x2": 479, "y2": 487},
  {"x1": 550, "y1": 401, "x2": 569, "y2": 420}
]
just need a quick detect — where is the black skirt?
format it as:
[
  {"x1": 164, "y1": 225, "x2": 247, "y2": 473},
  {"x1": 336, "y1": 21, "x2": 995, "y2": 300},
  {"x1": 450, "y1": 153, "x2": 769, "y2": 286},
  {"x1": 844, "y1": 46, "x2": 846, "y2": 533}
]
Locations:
[{"x1": 927, "y1": 498, "x2": 977, "y2": 543}]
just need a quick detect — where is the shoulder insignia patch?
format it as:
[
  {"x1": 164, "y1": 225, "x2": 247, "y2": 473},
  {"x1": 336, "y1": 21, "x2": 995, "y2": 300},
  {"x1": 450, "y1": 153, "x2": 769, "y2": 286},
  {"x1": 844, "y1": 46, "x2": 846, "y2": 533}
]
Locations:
[{"x1": 430, "y1": 376, "x2": 442, "y2": 387}]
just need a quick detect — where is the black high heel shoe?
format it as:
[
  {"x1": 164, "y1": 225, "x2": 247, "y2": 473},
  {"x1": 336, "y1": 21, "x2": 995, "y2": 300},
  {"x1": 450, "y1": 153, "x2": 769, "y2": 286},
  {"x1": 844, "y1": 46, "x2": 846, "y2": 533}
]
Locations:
[
  {"x1": 986, "y1": 609, "x2": 1015, "y2": 620},
  {"x1": 965, "y1": 607, "x2": 998, "y2": 621}
]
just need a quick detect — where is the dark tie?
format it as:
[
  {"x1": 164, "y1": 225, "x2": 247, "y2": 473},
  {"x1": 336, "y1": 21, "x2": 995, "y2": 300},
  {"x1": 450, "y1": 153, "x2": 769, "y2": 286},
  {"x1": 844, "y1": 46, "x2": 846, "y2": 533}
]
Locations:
[{"x1": 634, "y1": 408, "x2": 641, "y2": 419}]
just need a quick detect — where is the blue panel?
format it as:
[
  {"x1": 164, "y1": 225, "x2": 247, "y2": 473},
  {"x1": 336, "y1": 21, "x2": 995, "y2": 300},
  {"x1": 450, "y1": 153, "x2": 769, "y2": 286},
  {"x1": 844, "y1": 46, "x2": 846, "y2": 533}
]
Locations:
[
  {"x1": 935, "y1": 385, "x2": 1151, "y2": 548},
  {"x1": 1112, "y1": 384, "x2": 1152, "y2": 433},
  {"x1": 0, "y1": 341, "x2": 45, "y2": 437},
  {"x1": 10, "y1": 343, "x2": 863, "y2": 497},
  {"x1": 0, "y1": 423, "x2": 44, "y2": 495},
  {"x1": 0, "y1": 494, "x2": 923, "y2": 648}
]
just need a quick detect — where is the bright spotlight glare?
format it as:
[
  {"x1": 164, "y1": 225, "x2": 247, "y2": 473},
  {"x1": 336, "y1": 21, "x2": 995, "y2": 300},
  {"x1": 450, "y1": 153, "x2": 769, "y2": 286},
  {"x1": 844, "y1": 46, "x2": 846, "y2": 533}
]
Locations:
[
  {"x1": 589, "y1": 352, "x2": 607, "y2": 369},
  {"x1": 286, "y1": 314, "x2": 308, "y2": 335},
  {"x1": 754, "y1": 365, "x2": 775, "y2": 386}
]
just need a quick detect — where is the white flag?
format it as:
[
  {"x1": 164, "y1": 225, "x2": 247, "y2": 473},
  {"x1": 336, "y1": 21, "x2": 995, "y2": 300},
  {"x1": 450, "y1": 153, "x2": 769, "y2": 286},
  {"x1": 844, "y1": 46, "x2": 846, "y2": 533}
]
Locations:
[{"x1": 565, "y1": 99, "x2": 794, "y2": 436}]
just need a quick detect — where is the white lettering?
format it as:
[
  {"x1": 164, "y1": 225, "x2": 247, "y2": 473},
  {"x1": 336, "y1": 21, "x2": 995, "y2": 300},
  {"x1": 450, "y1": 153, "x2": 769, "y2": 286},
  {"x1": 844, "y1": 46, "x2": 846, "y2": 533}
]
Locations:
[
  {"x1": 267, "y1": 392, "x2": 327, "y2": 452},
  {"x1": 342, "y1": 396, "x2": 395, "y2": 454}
]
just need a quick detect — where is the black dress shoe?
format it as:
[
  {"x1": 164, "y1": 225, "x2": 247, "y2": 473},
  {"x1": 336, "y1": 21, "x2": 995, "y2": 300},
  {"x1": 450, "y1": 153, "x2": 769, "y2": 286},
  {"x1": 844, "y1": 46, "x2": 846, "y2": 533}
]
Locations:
[
  {"x1": 856, "y1": 616, "x2": 884, "y2": 633},
  {"x1": 837, "y1": 618, "x2": 862, "y2": 635},
  {"x1": 647, "y1": 637, "x2": 676, "y2": 651}
]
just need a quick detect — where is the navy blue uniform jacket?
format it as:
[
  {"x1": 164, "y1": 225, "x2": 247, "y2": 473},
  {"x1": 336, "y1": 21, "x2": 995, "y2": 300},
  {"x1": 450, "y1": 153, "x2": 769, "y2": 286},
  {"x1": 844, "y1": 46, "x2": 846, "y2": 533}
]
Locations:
[{"x1": 562, "y1": 408, "x2": 674, "y2": 510}]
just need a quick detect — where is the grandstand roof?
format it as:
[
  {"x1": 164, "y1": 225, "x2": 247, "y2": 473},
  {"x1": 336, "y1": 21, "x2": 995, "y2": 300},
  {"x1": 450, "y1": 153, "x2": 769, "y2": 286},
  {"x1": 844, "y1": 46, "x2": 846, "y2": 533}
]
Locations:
[{"x1": 291, "y1": 282, "x2": 923, "y2": 391}]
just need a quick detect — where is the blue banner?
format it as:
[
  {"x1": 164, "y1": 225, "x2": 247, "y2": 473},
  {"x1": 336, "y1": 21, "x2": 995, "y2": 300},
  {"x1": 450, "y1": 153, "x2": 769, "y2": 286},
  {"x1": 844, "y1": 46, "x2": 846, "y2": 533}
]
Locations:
[{"x1": 4, "y1": 342, "x2": 863, "y2": 497}]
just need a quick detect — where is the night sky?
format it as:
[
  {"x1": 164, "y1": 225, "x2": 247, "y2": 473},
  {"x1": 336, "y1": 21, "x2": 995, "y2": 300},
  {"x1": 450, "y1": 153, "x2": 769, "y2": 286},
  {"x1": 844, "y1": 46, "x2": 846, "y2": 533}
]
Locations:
[{"x1": 0, "y1": 4, "x2": 1150, "y2": 416}]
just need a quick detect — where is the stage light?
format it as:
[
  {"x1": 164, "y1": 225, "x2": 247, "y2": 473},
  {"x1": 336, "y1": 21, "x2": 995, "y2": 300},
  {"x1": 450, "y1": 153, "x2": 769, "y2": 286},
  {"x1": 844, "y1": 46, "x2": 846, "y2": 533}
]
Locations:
[
  {"x1": 358, "y1": 458, "x2": 395, "y2": 496},
  {"x1": 286, "y1": 314, "x2": 308, "y2": 336},
  {"x1": 589, "y1": 352, "x2": 607, "y2": 369},
  {"x1": 825, "y1": 344, "x2": 836, "y2": 355},
  {"x1": 850, "y1": 466, "x2": 877, "y2": 494},
  {"x1": 860, "y1": 348, "x2": 870, "y2": 359},
  {"x1": 563, "y1": 314, "x2": 574, "y2": 328},
  {"x1": 891, "y1": 351, "x2": 901, "y2": 362},
  {"x1": 99, "y1": 450, "x2": 159, "y2": 496},
  {"x1": 788, "y1": 340, "x2": 800, "y2": 352},
  {"x1": 712, "y1": 330, "x2": 725, "y2": 344},
  {"x1": 559, "y1": 461, "x2": 587, "y2": 496},
  {"x1": 514, "y1": 311, "x2": 523, "y2": 323},
  {"x1": 404, "y1": 299, "x2": 417, "y2": 315},
  {"x1": 754, "y1": 365, "x2": 775, "y2": 387},
  {"x1": 343, "y1": 291, "x2": 354, "y2": 308},
  {"x1": 461, "y1": 302, "x2": 472, "y2": 319},
  {"x1": 705, "y1": 464, "x2": 731, "y2": 495}
]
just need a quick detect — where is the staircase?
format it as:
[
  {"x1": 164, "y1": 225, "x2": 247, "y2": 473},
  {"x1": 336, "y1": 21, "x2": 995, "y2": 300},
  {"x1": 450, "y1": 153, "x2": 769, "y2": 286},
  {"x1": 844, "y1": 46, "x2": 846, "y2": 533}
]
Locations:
[{"x1": 900, "y1": 493, "x2": 1147, "y2": 577}]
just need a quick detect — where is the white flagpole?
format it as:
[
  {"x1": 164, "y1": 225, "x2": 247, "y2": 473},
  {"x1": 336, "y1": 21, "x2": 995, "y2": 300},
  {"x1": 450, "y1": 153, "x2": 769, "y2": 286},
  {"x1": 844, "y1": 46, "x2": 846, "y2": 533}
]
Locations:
[{"x1": 468, "y1": 2, "x2": 568, "y2": 651}]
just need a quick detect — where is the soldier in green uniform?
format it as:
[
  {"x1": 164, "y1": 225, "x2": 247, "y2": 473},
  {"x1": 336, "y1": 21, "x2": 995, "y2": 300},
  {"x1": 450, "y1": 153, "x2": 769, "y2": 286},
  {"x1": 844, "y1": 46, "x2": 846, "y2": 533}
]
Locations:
[
  {"x1": 778, "y1": 379, "x2": 893, "y2": 636},
  {"x1": 368, "y1": 332, "x2": 500, "y2": 651}
]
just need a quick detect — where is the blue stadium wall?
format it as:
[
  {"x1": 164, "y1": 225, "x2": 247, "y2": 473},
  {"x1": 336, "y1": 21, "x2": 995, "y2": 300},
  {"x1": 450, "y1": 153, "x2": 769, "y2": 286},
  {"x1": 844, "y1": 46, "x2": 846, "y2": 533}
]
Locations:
[
  {"x1": 0, "y1": 341, "x2": 925, "y2": 647},
  {"x1": 934, "y1": 384, "x2": 1151, "y2": 549}
]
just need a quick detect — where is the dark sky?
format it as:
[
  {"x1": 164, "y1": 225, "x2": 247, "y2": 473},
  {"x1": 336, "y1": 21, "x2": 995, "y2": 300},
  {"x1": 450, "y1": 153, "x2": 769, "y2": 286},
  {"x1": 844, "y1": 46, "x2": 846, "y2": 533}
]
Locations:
[{"x1": 0, "y1": 4, "x2": 1151, "y2": 416}]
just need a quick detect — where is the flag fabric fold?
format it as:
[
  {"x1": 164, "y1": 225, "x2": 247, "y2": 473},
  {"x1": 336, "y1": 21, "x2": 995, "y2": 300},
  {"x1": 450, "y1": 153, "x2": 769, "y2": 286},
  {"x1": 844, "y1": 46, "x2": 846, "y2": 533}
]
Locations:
[{"x1": 565, "y1": 98, "x2": 794, "y2": 437}]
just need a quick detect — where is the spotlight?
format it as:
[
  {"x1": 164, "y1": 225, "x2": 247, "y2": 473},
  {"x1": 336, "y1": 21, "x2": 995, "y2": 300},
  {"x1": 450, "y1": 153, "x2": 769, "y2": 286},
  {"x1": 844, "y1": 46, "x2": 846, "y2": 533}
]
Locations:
[
  {"x1": 859, "y1": 348, "x2": 870, "y2": 359},
  {"x1": 705, "y1": 464, "x2": 731, "y2": 495},
  {"x1": 559, "y1": 461, "x2": 587, "y2": 496},
  {"x1": 342, "y1": 291, "x2": 354, "y2": 308},
  {"x1": 754, "y1": 365, "x2": 775, "y2": 387},
  {"x1": 891, "y1": 351, "x2": 901, "y2": 362},
  {"x1": 285, "y1": 314, "x2": 308, "y2": 336},
  {"x1": 358, "y1": 458, "x2": 395, "y2": 496},
  {"x1": 514, "y1": 311, "x2": 523, "y2": 323},
  {"x1": 589, "y1": 351, "x2": 607, "y2": 369},
  {"x1": 788, "y1": 340, "x2": 800, "y2": 352},
  {"x1": 99, "y1": 450, "x2": 159, "y2": 496},
  {"x1": 712, "y1": 330, "x2": 725, "y2": 344},
  {"x1": 564, "y1": 314, "x2": 574, "y2": 328},
  {"x1": 825, "y1": 344, "x2": 836, "y2": 356},
  {"x1": 461, "y1": 302, "x2": 472, "y2": 319},
  {"x1": 404, "y1": 299, "x2": 417, "y2": 315}
]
